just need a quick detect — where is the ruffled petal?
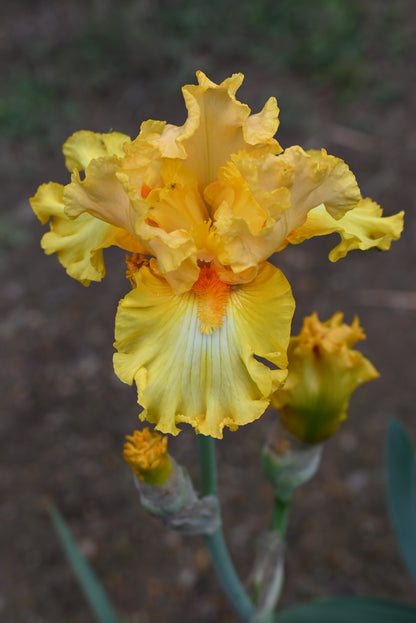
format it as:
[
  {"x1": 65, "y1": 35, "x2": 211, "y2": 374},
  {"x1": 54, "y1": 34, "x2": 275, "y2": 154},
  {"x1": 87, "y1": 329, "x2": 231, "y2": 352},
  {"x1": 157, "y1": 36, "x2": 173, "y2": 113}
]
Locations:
[
  {"x1": 63, "y1": 157, "x2": 139, "y2": 235},
  {"x1": 153, "y1": 71, "x2": 281, "y2": 187},
  {"x1": 63, "y1": 130, "x2": 131, "y2": 171},
  {"x1": 115, "y1": 120, "x2": 167, "y2": 196},
  {"x1": 287, "y1": 198, "x2": 404, "y2": 261},
  {"x1": 113, "y1": 262, "x2": 294, "y2": 438},
  {"x1": 134, "y1": 219, "x2": 199, "y2": 293},
  {"x1": 202, "y1": 146, "x2": 362, "y2": 273},
  {"x1": 205, "y1": 159, "x2": 291, "y2": 271},
  {"x1": 30, "y1": 182, "x2": 143, "y2": 285},
  {"x1": 272, "y1": 146, "x2": 362, "y2": 236}
]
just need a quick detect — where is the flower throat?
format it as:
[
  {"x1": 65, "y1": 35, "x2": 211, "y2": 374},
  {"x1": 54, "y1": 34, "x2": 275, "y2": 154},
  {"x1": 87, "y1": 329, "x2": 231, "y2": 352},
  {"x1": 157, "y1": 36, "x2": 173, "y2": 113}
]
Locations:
[{"x1": 192, "y1": 266, "x2": 232, "y2": 335}]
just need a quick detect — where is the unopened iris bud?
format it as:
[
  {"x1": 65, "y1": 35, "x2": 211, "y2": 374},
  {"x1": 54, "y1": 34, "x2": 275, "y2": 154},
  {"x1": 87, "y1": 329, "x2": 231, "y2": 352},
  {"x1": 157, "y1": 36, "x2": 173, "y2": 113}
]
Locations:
[
  {"x1": 123, "y1": 427, "x2": 220, "y2": 534},
  {"x1": 123, "y1": 427, "x2": 171, "y2": 485},
  {"x1": 272, "y1": 312, "x2": 379, "y2": 444}
]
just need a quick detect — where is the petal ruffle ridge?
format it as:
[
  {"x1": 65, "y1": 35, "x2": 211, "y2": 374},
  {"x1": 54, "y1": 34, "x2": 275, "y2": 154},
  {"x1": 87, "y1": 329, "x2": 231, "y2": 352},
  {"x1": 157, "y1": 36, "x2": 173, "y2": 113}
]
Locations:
[
  {"x1": 63, "y1": 130, "x2": 131, "y2": 172},
  {"x1": 287, "y1": 197, "x2": 404, "y2": 261},
  {"x1": 153, "y1": 71, "x2": 281, "y2": 187},
  {"x1": 204, "y1": 145, "x2": 362, "y2": 273},
  {"x1": 30, "y1": 182, "x2": 143, "y2": 285},
  {"x1": 113, "y1": 262, "x2": 295, "y2": 438},
  {"x1": 64, "y1": 157, "x2": 140, "y2": 235}
]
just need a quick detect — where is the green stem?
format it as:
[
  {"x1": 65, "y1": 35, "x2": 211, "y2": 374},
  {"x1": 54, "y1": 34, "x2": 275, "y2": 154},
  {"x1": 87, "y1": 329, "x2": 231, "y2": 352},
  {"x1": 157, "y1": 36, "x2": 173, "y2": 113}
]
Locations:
[
  {"x1": 197, "y1": 435, "x2": 254, "y2": 622},
  {"x1": 197, "y1": 433, "x2": 218, "y2": 497},
  {"x1": 270, "y1": 497, "x2": 289, "y2": 539}
]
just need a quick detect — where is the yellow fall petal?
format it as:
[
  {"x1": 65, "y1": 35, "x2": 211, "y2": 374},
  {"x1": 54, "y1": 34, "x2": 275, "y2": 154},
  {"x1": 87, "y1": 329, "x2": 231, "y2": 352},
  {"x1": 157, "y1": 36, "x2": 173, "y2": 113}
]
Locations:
[
  {"x1": 63, "y1": 130, "x2": 131, "y2": 171},
  {"x1": 287, "y1": 197, "x2": 404, "y2": 261},
  {"x1": 113, "y1": 262, "x2": 294, "y2": 438},
  {"x1": 30, "y1": 182, "x2": 143, "y2": 285}
]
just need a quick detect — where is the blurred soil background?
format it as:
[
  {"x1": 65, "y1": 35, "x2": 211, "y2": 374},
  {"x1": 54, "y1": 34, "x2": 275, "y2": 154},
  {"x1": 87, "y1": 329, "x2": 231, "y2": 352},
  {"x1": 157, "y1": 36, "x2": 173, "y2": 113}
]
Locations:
[{"x1": 1, "y1": 1, "x2": 416, "y2": 621}]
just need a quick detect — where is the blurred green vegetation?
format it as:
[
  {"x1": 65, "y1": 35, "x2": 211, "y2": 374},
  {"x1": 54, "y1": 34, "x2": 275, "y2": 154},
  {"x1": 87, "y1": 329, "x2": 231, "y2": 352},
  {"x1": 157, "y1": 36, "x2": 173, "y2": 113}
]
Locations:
[{"x1": 1, "y1": 0, "x2": 409, "y2": 139}]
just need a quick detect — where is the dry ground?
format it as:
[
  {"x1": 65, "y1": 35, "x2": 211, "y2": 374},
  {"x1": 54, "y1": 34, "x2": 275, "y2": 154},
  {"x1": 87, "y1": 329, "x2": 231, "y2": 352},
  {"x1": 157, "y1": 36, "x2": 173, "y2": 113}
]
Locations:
[{"x1": 1, "y1": 2, "x2": 416, "y2": 621}]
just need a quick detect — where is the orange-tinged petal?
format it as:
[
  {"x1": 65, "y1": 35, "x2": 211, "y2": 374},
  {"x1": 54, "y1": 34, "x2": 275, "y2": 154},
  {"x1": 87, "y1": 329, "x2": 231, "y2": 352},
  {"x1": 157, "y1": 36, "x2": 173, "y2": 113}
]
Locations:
[
  {"x1": 30, "y1": 182, "x2": 143, "y2": 285},
  {"x1": 64, "y1": 157, "x2": 139, "y2": 235},
  {"x1": 145, "y1": 160, "x2": 209, "y2": 232},
  {"x1": 153, "y1": 71, "x2": 281, "y2": 187},
  {"x1": 113, "y1": 262, "x2": 294, "y2": 438}
]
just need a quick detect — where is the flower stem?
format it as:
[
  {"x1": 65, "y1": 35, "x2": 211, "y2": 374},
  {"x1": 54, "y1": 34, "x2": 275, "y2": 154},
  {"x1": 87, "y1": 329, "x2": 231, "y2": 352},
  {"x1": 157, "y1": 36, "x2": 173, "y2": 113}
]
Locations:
[
  {"x1": 270, "y1": 497, "x2": 289, "y2": 539},
  {"x1": 197, "y1": 435, "x2": 254, "y2": 622}
]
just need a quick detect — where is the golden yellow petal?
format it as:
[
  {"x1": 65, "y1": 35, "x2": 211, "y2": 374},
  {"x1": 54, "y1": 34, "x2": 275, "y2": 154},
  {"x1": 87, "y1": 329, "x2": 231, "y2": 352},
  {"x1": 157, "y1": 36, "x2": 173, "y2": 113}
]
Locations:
[
  {"x1": 205, "y1": 161, "x2": 270, "y2": 233},
  {"x1": 116, "y1": 120, "x2": 167, "y2": 195},
  {"x1": 145, "y1": 160, "x2": 209, "y2": 231},
  {"x1": 244, "y1": 96, "x2": 280, "y2": 145},
  {"x1": 63, "y1": 130, "x2": 131, "y2": 172},
  {"x1": 134, "y1": 219, "x2": 199, "y2": 293},
  {"x1": 113, "y1": 262, "x2": 294, "y2": 438},
  {"x1": 287, "y1": 198, "x2": 404, "y2": 260},
  {"x1": 274, "y1": 146, "x2": 362, "y2": 230},
  {"x1": 206, "y1": 145, "x2": 361, "y2": 272},
  {"x1": 151, "y1": 71, "x2": 281, "y2": 187},
  {"x1": 30, "y1": 182, "x2": 143, "y2": 285},
  {"x1": 63, "y1": 157, "x2": 139, "y2": 235}
]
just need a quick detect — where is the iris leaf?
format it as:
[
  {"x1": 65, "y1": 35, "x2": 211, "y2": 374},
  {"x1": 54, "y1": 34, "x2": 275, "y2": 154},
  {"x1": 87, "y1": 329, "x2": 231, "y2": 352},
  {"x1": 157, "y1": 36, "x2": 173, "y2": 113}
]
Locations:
[
  {"x1": 386, "y1": 418, "x2": 416, "y2": 582},
  {"x1": 275, "y1": 597, "x2": 416, "y2": 622},
  {"x1": 49, "y1": 503, "x2": 121, "y2": 623}
]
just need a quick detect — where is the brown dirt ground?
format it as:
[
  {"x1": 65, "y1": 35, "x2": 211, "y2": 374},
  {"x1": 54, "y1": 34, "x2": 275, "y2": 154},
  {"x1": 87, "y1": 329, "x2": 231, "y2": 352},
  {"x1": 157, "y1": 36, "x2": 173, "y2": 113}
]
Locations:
[{"x1": 1, "y1": 2, "x2": 416, "y2": 622}]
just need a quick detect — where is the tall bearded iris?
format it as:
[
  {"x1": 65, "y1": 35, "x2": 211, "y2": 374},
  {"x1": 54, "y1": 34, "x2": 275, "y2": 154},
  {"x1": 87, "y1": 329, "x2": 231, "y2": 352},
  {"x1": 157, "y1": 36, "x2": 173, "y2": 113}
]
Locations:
[{"x1": 30, "y1": 72, "x2": 403, "y2": 438}]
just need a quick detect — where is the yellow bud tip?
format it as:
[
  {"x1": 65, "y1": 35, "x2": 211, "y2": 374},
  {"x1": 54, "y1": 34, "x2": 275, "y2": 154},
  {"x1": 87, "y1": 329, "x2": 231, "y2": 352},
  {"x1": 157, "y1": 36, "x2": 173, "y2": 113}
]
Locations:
[{"x1": 123, "y1": 427, "x2": 171, "y2": 485}]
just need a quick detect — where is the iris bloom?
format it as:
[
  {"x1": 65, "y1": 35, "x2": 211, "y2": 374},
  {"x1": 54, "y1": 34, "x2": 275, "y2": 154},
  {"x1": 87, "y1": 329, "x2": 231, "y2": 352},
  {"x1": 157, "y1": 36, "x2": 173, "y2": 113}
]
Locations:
[
  {"x1": 30, "y1": 72, "x2": 403, "y2": 438},
  {"x1": 272, "y1": 313, "x2": 380, "y2": 444}
]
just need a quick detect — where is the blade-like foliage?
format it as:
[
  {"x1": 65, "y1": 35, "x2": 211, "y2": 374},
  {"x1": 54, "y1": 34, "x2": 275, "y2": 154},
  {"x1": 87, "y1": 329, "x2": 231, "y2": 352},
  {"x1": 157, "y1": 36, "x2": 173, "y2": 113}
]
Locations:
[
  {"x1": 386, "y1": 418, "x2": 416, "y2": 582},
  {"x1": 275, "y1": 597, "x2": 416, "y2": 622},
  {"x1": 49, "y1": 503, "x2": 122, "y2": 623}
]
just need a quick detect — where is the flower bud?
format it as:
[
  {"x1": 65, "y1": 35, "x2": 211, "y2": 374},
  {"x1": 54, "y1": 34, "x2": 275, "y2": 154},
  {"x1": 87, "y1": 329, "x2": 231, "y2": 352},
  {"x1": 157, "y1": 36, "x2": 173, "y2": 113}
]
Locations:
[
  {"x1": 123, "y1": 427, "x2": 220, "y2": 534},
  {"x1": 272, "y1": 312, "x2": 379, "y2": 444},
  {"x1": 123, "y1": 427, "x2": 171, "y2": 485}
]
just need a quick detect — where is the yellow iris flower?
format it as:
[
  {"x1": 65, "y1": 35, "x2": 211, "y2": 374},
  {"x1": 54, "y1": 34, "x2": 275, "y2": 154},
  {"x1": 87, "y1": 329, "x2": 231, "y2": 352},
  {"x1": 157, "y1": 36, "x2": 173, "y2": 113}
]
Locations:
[{"x1": 30, "y1": 72, "x2": 403, "y2": 438}]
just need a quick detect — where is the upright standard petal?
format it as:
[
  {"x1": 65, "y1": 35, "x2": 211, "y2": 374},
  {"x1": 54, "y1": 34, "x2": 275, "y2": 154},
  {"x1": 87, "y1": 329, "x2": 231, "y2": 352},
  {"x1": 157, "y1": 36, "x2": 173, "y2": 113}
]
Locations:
[
  {"x1": 153, "y1": 71, "x2": 281, "y2": 187},
  {"x1": 30, "y1": 182, "x2": 143, "y2": 285},
  {"x1": 113, "y1": 262, "x2": 294, "y2": 438},
  {"x1": 287, "y1": 198, "x2": 404, "y2": 261}
]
